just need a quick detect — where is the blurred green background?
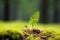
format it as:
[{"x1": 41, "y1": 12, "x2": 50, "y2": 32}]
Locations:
[
  {"x1": 0, "y1": 0, "x2": 40, "y2": 21},
  {"x1": 1, "y1": 0, "x2": 60, "y2": 23}
]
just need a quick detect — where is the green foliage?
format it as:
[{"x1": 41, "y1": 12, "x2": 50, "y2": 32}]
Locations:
[{"x1": 29, "y1": 11, "x2": 39, "y2": 27}]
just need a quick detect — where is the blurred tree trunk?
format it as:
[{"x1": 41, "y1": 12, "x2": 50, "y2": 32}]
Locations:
[
  {"x1": 53, "y1": 0, "x2": 59, "y2": 23},
  {"x1": 9, "y1": 0, "x2": 19, "y2": 20},
  {"x1": 58, "y1": 0, "x2": 60, "y2": 22},
  {"x1": 39, "y1": 0, "x2": 48, "y2": 23},
  {"x1": 3, "y1": 0, "x2": 19, "y2": 21},
  {"x1": 4, "y1": 0, "x2": 9, "y2": 21}
]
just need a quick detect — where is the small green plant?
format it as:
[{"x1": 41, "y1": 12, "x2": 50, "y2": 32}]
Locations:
[{"x1": 29, "y1": 11, "x2": 40, "y2": 27}]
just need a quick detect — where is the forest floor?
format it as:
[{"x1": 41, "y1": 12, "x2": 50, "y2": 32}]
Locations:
[
  {"x1": 0, "y1": 21, "x2": 60, "y2": 40},
  {"x1": 0, "y1": 21, "x2": 60, "y2": 33}
]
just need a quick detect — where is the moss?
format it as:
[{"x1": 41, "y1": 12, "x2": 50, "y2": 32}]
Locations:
[{"x1": 0, "y1": 30, "x2": 23, "y2": 40}]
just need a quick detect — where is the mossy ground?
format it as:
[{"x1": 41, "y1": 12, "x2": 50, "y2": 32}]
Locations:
[{"x1": 0, "y1": 21, "x2": 60, "y2": 40}]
